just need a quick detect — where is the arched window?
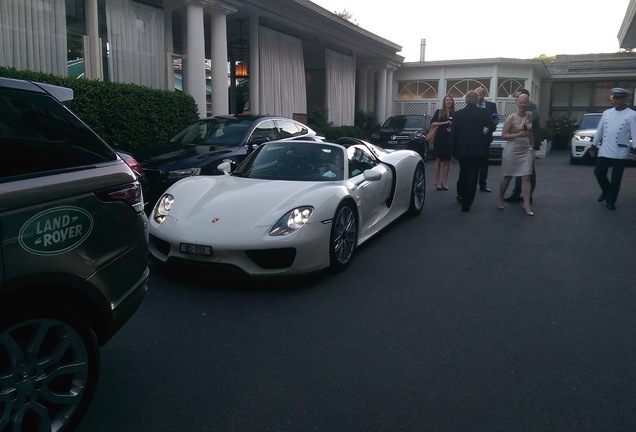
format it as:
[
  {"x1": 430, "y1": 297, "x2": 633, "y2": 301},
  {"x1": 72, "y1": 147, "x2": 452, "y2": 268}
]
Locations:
[
  {"x1": 497, "y1": 79, "x2": 524, "y2": 98},
  {"x1": 397, "y1": 81, "x2": 437, "y2": 100}
]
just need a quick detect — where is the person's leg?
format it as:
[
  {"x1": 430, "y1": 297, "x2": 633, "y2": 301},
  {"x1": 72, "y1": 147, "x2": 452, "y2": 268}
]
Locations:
[
  {"x1": 499, "y1": 176, "x2": 512, "y2": 208},
  {"x1": 442, "y1": 159, "x2": 450, "y2": 189},
  {"x1": 456, "y1": 159, "x2": 466, "y2": 202},
  {"x1": 507, "y1": 176, "x2": 522, "y2": 200},
  {"x1": 594, "y1": 157, "x2": 611, "y2": 200},
  {"x1": 479, "y1": 155, "x2": 489, "y2": 190},
  {"x1": 521, "y1": 176, "x2": 533, "y2": 215},
  {"x1": 434, "y1": 158, "x2": 441, "y2": 189},
  {"x1": 530, "y1": 161, "x2": 536, "y2": 196},
  {"x1": 463, "y1": 157, "x2": 480, "y2": 210},
  {"x1": 607, "y1": 158, "x2": 627, "y2": 208}
]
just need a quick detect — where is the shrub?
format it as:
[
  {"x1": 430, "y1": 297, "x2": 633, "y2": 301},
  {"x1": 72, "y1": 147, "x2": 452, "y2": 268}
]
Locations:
[
  {"x1": 545, "y1": 116, "x2": 578, "y2": 149},
  {"x1": 0, "y1": 67, "x2": 199, "y2": 152}
]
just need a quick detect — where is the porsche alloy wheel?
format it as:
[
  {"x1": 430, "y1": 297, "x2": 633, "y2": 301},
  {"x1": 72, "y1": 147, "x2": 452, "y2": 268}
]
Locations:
[
  {"x1": 329, "y1": 201, "x2": 358, "y2": 271},
  {"x1": 408, "y1": 163, "x2": 426, "y2": 216},
  {"x1": 0, "y1": 313, "x2": 99, "y2": 432}
]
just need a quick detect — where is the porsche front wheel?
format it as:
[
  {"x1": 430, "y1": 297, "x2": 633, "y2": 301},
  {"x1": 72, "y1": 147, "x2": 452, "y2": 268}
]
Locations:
[
  {"x1": 407, "y1": 162, "x2": 426, "y2": 216},
  {"x1": 329, "y1": 201, "x2": 358, "y2": 271}
]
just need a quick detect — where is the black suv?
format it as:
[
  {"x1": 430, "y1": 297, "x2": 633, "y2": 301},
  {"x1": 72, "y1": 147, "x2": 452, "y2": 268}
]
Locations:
[
  {"x1": 370, "y1": 114, "x2": 431, "y2": 160},
  {"x1": 0, "y1": 77, "x2": 149, "y2": 431}
]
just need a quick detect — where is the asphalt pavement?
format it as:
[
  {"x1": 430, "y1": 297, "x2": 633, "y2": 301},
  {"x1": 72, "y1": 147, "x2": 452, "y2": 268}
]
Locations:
[{"x1": 78, "y1": 149, "x2": 636, "y2": 432}]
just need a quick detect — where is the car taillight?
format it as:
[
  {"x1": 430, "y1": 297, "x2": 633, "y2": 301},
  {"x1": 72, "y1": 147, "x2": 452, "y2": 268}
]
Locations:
[
  {"x1": 122, "y1": 155, "x2": 144, "y2": 176},
  {"x1": 98, "y1": 182, "x2": 145, "y2": 213}
]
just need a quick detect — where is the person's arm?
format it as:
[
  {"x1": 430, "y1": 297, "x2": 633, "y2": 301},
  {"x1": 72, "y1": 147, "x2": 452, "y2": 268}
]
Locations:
[
  {"x1": 589, "y1": 112, "x2": 605, "y2": 156},
  {"x1": 629, "y1": 112, "x2": 636, "y2": 159},
  {"x1": 501, "y1": 116, "x2": 517, "y2": 139}
]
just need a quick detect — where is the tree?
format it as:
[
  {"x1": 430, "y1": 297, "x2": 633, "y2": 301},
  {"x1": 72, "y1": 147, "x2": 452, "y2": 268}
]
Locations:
[
  {"x1": 534, "y1": 54, "x2": 556, "y2": 65},
  {"x1": 335, "y1": 9, "x2": 358, "y2": 25}
]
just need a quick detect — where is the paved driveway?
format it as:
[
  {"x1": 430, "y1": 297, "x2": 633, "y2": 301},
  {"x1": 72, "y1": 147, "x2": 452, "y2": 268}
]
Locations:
[{"x1": 78, "y1": 150, "x2": 636, "y2": 432}]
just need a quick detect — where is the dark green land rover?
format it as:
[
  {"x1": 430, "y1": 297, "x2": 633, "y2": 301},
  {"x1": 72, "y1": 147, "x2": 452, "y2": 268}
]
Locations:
[{"x1": 0, "y1": 77, "x2": 149, "y2": 431}]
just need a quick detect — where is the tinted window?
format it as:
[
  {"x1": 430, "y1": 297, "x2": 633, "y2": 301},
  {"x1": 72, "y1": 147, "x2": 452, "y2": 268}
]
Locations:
[
  {"x1": 579, "y1": 114, "x2": 601, "y2": 130},
  {"x1": 169, "y1": 118, "x2": 250, "y2": 146},
  {"x1": 347, "y1": 145, "x2": 377, "y2": 177},
  {"x1": 251, "y1": 120, "x2": 279, "y2": 141},
  {"x1": 0, "y1": 87, "x2": 115, "y2": 180},
  {"x1": 277, "y1": 120, "x2": 306, "y2": 138},
  {"x1": 234, "y1": 142, "x2": 344, "y2": 181}
]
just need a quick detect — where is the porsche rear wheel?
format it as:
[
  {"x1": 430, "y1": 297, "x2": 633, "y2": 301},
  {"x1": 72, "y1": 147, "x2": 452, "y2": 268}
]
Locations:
[
  {"x1": 329, "y1": 201, "x2": 358, "y2": 271},
  {"x1": 408, "y1": 162, "x2": 426, "y2": 216}
]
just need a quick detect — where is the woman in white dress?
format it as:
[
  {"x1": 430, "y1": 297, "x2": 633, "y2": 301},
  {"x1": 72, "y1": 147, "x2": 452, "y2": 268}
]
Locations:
[{"x1": 498, "y1": 94, "x2": 535, "y2": 216}]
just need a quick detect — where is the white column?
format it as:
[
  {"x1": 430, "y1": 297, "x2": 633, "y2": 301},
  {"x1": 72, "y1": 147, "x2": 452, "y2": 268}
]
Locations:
[
  {"x1": 209, "y1": 9, "x2": 228, "y2": 116},
  {"x1": 367, "y1": 69, "x2": 375, "y2": 120},
  {"x1": 357, "y1": 67, "x2": 368, "y2": 112},
  {"x1": 490, "y1": 65, "x2": 499, "y2": 104},
  {"x1": 376, "y1": 67, "x2": 387, "y2": 123},
  {"x1": 84, "y1": 0, "x2": 102, "y2": 80},
  {"x1": 185, "y1": 1, "x2": 207, "y2": 118},
  {"x1": 165, "y1": 7, "x2": 174, "y2": 91},
  {"x1": 385, "y1": 67, "x2": 394, "y2": 118},
  {"x1": 249, "y1": 16, "x2": 260, "y2": 114}
]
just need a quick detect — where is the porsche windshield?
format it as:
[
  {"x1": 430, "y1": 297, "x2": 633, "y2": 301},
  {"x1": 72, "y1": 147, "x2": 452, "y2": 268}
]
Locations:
[
  {"x1": 169, "y1": 119, "x2": 249, "y2": 146},
  {"x1": 234, "y1": 142, "x2": 345, "y2": 181}
]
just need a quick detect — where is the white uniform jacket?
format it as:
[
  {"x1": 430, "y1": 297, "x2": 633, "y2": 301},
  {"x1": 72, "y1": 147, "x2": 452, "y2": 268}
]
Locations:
[{"x1": 592, "y1": 107, "x2": 636, "y2": 159}]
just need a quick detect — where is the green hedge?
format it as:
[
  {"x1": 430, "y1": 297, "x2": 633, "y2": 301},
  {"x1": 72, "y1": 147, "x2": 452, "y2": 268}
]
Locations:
[{"x1": 0, "y1": 67, "x2": 199, "y2": 152}]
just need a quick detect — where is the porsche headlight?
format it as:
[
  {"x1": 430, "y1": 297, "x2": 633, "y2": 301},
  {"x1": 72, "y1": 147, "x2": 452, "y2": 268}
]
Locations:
[
  {"x1": 167, "y1": 167, "x2": 201, "y2": 180},
  {"x1": 370, "y1": 133, "x2": 379, "y2": 140},
  {"x1": 153, "y1": 194, "x2": 174, "y2": 224},
  {"x1": 269, "y1": 206, "x2": 313, "y2": 236}
]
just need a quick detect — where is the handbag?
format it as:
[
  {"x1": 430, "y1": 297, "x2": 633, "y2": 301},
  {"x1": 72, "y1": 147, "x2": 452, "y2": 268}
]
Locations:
[{"x1": 425, "y1": 125, "x2": 438, "y2": 143}]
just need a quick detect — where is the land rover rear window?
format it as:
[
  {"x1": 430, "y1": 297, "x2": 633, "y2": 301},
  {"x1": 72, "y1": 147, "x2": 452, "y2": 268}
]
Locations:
[{"x1": 0, "y1": 87, "x2": 116, "y2": 180}]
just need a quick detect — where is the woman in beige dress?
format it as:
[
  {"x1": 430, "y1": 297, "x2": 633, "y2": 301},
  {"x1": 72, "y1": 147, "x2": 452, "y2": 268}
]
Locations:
[{"x1": 498, "y1": 94, "x2": 535, "y2": 215}]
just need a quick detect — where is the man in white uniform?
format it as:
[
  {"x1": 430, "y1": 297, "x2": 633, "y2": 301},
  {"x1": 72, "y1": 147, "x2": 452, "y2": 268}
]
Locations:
[{"x1": 589, "y1": 87, "x2": 636, "y2": 210}]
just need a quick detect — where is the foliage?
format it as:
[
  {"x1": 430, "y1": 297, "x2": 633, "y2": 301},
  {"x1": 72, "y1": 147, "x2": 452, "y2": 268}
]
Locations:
[
  {"x1": 0, "y1": 67, "x2": 199, "y2": 152},
  {"x1": 545, "y1": 115, "x2": 578, "y2": 149},
  {"x1": 354, "y1": 109, "x2": 380, "y2": 138},
  {"x1": 308, "y1": 106, "x2": 333, "y2": 129},
  {"x1": 335, "y1": 9, "x2": 358, "y2": 25},
  {"x1": 534, "y1": 54, "x2": 556, "y2": 65}
]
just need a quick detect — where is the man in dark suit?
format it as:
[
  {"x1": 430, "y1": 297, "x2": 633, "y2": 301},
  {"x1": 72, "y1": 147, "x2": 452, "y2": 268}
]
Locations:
[
  {"x1": 475, "y1": 87, "x2": 499, "y2": 192},
  {"x1": 451, "y1": 90, "x2": 497, "y2": 212}
]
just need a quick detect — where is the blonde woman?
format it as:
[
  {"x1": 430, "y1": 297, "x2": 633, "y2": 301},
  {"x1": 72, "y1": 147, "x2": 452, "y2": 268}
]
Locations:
[{"x1": 498, "y1": 94, "x2": 535, "y2": 216}]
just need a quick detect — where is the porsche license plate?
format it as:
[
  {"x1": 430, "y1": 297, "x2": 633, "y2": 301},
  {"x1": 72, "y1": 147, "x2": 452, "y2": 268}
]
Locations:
[{"x1": 180, "y1": 243, "x2": 212, "y2": 256}]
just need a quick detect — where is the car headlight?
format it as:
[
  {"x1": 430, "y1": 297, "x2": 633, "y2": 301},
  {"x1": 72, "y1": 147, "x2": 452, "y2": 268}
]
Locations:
[
  {"x1": 167, "y1": 167, "x2": 201, "y2": 180},
  {"x1": 269, "y1": 206, "x2": 313, "y2": 236},
  {"x1": 573, "y1": 134, "x2": 592, "y2": 142},
  {"x1": 153, "y1": 194, "x2": 174, "y2": 224},
  {"x1": 370, "y1": 133, "x2": 379, "y2": 140},
  {"x1": 412, "y1": 131, "x2": 423, "y2": 139}
]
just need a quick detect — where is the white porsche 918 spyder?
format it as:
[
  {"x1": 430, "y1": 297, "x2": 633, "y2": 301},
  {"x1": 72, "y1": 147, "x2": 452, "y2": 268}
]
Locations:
[{"x1": 148, "y1": 138, "x2": 425, "y2": 277}]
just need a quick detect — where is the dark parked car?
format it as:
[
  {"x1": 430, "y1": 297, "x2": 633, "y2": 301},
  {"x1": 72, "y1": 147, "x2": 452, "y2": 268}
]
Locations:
[
  {"x1": 0, "y1": 77, "x2": 149, "y2": 431},
  {"x1": 370, "y1": 114, "x2": 431, "y2": 160},
  {"x1": 136, "y1": 114, "x2": 324, "y2": 210}
]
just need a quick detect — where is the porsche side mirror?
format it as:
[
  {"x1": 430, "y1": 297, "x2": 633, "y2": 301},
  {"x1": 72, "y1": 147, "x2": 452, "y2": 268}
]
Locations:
[
  {"x1": 362, "y1": 168, "x2": 382, "y2": 182},
  {"x1": 218, "y1": 161, "x2": 232, "y2": 175}
]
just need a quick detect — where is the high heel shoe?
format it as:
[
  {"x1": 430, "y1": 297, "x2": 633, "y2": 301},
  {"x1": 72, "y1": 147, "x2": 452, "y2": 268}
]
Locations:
[
  {"x1": 523, "y1": 207, "x2": 534, "y2": 216},
  {"x1": 442, "y1": 184, "x2": 449, "y2": 190},
  {"x1": 436, "y1": 183, "x2": 443, "y2": 191}
]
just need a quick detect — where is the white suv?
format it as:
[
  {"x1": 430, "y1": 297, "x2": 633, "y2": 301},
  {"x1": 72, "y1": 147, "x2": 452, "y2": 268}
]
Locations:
[{"x1": 570, "y1": 113, "x2": 602, "y2": 164}]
